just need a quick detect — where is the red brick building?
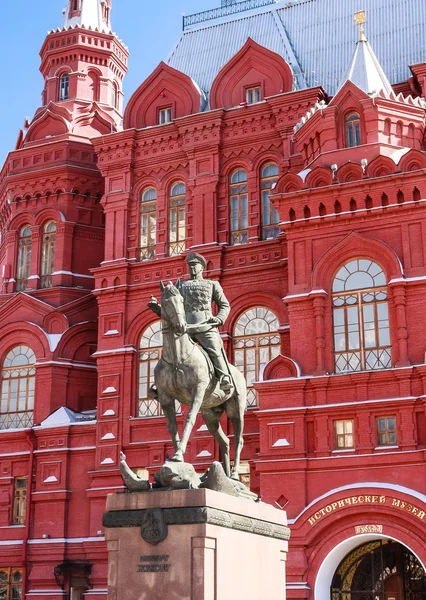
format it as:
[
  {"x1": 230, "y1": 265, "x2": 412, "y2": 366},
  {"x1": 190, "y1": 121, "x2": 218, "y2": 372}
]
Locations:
[{"x1": 1, "y1": 0, "x2": 426, "y2": 598}]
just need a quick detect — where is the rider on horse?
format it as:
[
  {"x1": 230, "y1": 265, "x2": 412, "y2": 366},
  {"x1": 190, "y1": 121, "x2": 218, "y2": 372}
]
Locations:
[{"x1": 148, "y1": 252, "x2": 233, "y2": 393}]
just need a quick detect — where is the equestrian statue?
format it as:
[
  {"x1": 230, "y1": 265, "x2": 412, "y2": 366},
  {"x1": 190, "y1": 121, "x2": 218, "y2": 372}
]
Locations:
[{"x1": 147, "y1": 252, "x2": 247, "y2": 480}]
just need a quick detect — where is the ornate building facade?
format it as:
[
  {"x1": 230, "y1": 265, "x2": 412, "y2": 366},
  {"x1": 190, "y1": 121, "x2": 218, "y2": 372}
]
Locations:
[{"x1": 1, "y1": 0, "x2": 426, "y2": 598}]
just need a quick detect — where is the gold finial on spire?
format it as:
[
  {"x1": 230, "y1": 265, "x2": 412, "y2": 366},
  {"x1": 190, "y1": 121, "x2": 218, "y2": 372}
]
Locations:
[{"x1": 354, "y1": 9, "x2": 367, "y2": 42}]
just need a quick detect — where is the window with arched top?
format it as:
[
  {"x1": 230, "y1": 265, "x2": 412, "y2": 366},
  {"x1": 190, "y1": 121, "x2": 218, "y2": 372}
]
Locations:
[
  {"x1": 88, "y1": 71, "x2": 100, "y2": 102},
  {"x1": 138, "y1": 323, "x2": 181, "y2": 417},
  {"x1": 140, "y1": 188, "x2": 157, "y2": 260},
  {"x1": 168, "y1": 182, "x2": 186, "y2": 257},
  {"x1": 59, "y1": 73, "x2": 69, "y2": 102},
  {"x1": 333, "y1": 259, "x2": 391, "y2": 373},
  {"x1": 230, "y1": 169, "x2": 248, "y2": 245},
  {"x1": 16, "y1": 226, "x2": 32, "y2": 292},
  {"x1": 41, "y1": 221, "x2": 56, "y2": 289},
  {"x1": 233, "y1": 308, "x2": 280, "y2": 407},
  {"x1": 138, "y1": 322, "x2": 163, "y2": 417},
  {"x1": 345, "y1": 113, "x2": 361, "y2": 148},
  {"x1": 261, "y1": 163, "x2": 280, "y2": 239},
  {"x1": 0, "y1": 346, "x2": 36, "y2": 430}
]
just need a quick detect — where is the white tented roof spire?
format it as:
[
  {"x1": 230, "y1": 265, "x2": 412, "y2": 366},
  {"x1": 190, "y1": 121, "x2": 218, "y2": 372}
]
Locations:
[
  {"x1": 336, "y1": 9, "x2": 393, "y2": 96},
  {"x1": 62, "y1": 0, "x2": 112, "y2": 32}
]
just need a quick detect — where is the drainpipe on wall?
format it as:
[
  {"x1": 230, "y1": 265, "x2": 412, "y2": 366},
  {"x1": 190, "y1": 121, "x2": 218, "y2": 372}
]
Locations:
[{"x1": 22, "y1": 429, "x2": 36, "y2": 598}]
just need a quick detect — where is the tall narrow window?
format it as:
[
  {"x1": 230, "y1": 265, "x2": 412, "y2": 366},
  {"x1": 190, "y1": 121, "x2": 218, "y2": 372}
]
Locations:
[
  {"x1": 159, "y1": 107, "x2": 173, "y2": 125},
  {"x1": 246, "y1": 86, "x2": 261, "y2": 104},
  {"x1": 345, "y1": 112, "x2": 361, "y2": 147},
  {"x1": 59, "y1": 73, "x2": 69, "y2": 102},
  {"x1": 0, "y1": 346, "x2": 36, "y2": 430},
  {"x1": 230, "y1": 169, "x2": 248, "y2": 245},
  {"x1": 168, "y1": 182, "x2": 186, "y2": 256},
  {"x1": 261, "y1": 163, "x2": 280, "y2": 239},
  {"x1": 41, "y1": 221, "x2": 56, "y2": 289},
  {"x1": 13, "y1": 478, "x2": 27, "y2": 525},
  {"x1": 0, "y1": 569, "x2": 23, "y2": 600},
  {"x1": 333, "y1": 259, "x2": 391, "y2": 373},
  {"x1": 140, "y1": 188, "x2": 157, "y2": 260},
  {"x1": 233, "y1": 308, "x2": 280, "y2": 407},
  {"x1": 138, "y1": 322, "x2": 163, "y2": 417},
  {"x1": 110, "y1": 82, "x2": 118, "y2": 110},
  {"x1": 16, "y1": 226, "x2": 32, "y2": 292}
]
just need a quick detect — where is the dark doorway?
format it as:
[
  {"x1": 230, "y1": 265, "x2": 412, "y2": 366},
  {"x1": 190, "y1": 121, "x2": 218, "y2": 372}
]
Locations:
[{"x1": 331, "y1": 540, "x2": 426, "y2": 600}]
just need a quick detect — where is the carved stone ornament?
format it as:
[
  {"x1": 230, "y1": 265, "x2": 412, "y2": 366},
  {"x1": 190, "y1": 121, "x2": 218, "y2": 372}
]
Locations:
[
  {"x1": 104, "y1": 507, "x2": 290, "y2": 542},
  {"x1": 141, "y1": 509, "x2": 168, "y2": 546}
]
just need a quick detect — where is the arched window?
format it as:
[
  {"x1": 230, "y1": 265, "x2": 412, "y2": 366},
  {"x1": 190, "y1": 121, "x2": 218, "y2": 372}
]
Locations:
[
  {"x1": 138, "y1": 322, "x2": 163, "y2": 417},
  {"x1": 261, "y1": 163, "x2": 280, "y2": 239},
  {"x1": 233, "y1": 308, "x2": 280, "y2": 407},
  {"x1": 0, "y1": 346, "x2": 36, "y2": 430},
  {"x1": 140, "y1": 188, "x2": 157, "y2": 260},
  {"x1": 345, "y1": 113, "x2": 361, "y2": 148},
  {"x1": 138, "y1": 323, "x2": 181, "y2": 417},
  {"x1": 230, "y1": 169, "x2": 248, "y2": 245},
  {"x1": 88, "y1": 71, "x2": 100, "y2": 102},
  {"x1": 59, "y1": 73, "x2": 69, "y2": 102},
  {"x1": 333, "y1": 259, "x2": 391, "y2": 373},
  {"x1": 16, "y1": 226, "x2": 32, "y2": 292},
  {"x1": 168, "y1": 182, "x2": 186, "y2": 256},
  {"x1": 41, "y1": 221, "x2": 56, "y2": 289}
]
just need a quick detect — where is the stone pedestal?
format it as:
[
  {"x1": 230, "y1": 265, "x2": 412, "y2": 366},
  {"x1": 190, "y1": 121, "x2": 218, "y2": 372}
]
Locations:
[{"x1": 103, "y1": 488, "x2": 290, "y2": 600}]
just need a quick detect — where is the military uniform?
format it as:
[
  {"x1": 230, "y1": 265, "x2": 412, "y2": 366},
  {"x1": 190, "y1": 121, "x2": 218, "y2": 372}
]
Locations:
[
  {"x1": 148, "y1": 252, "x2": 233, "y2": 390},
  {"x1": 180, "y1": 277, "x2": 231, "y2": 382}
]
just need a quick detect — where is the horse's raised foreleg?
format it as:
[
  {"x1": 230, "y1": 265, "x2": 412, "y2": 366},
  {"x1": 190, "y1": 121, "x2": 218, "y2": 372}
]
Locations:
[
  {"x1": 172, "y1": 385, "x2": 205, "y2": 463},
  {"x1": 201, "y1": 406, "x2": 231, "y2": 478},
  {"x1": 161, "y1": 398, "x2": 180, "y2": 454}
]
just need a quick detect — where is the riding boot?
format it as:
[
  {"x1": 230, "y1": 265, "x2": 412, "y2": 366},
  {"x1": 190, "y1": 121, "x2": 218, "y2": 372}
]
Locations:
[{"x1": 211, "y1": 354, "x2": 233, "y2": 391}]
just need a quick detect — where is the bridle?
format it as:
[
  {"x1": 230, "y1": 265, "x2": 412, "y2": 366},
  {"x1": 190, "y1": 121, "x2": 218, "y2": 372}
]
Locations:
[{"x1": 160, "y1": 291, "x2": 196, "y2": 365}]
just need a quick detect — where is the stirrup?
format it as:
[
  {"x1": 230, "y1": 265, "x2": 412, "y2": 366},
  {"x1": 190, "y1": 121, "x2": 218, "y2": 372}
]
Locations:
[{"x1": 219, "y1": 376, "x2": 233, "y2": 392}]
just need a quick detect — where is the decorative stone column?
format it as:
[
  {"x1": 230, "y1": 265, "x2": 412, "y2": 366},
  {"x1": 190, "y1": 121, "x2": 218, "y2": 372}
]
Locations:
[
  {"x1": 390, "y1": 282, "x2": 410, "y2": 367},
  {"x1": 313, "y1": 294, "x2": 327, "y2": 375}
]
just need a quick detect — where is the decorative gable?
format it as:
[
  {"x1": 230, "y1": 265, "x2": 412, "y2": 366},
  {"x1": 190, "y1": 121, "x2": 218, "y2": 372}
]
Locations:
[
  {"x1": 210, "y1": 38, "x2": 293, "y2": 110},
  {"x1": 124, "y1": 62, "x2": 205, "y2": 130}
]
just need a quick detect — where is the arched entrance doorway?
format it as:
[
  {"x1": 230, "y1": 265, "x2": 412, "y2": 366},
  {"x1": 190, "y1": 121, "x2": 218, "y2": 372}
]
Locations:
[{"x1": 330, "y1": 540, "x2": 426, "y2": 600}]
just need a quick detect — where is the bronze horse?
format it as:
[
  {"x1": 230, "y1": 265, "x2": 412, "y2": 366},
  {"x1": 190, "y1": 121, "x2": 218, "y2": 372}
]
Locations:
[{"x1": 154, "y1": 282, "x2": 247, "y2": 479}]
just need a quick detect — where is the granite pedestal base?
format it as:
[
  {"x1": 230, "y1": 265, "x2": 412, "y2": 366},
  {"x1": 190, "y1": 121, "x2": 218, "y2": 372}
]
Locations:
[{"x1": 103, "y1": 488, "x2": 290, "y2": 600}]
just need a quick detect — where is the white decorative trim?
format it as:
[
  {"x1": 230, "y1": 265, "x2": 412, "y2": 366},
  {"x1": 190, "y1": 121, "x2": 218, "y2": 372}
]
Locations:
[
  {"x1": 93, "y1": 346, "x2": 136, "y2": 357},
  {"x1": 256, "y1": 395, "x2": 417, "y2": 413},
  {"x1": 85, "y1": 486, "x2": 125, "y2": 492},
  {"x1": 26, "y1": 591, "x2": 66, "y2": 596},
  {"x1": 283, "y1": 289, "x2": 327, "y2": 301},
  {"x1": 35, "y1": 360, "x2": 97, "y2": 369},
  {"x1": 0, "y1": 540, "x2": 23, "y2": 546},
  {"x1": 28, "y1": 536, "x2": 105, "y2": 544},
  {"x1": 52, "y1": 271, "x2": 94, "y2": 279},
  {"x1": 34, "y1": 446, "x2": 96, "y2": 453}
]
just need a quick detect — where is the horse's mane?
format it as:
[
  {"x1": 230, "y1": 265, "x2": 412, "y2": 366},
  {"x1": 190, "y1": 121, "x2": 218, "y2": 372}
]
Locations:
[{"x1": 162, "y1": 283, "x2": 180, "y2": 299}]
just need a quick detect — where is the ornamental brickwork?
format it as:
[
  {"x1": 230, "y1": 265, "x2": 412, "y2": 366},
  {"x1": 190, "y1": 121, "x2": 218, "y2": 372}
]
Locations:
[{"x1": 1, "y1": 1, "x2": 426, "y2": 598}]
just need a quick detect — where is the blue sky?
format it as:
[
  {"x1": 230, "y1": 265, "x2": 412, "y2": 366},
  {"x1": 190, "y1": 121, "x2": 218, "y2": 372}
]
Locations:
[{"x1": 0, "y1": 0, "x2": 216, "y2": 163}]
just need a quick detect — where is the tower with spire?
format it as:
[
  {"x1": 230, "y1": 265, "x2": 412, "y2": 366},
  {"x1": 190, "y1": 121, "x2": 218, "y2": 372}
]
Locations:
[
  {"x1": 17, "y1": 0, "x2": 128, "y2": 148},
  {"x1": 292, "y1": 8, "x2": 425, "y2": 168}
]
